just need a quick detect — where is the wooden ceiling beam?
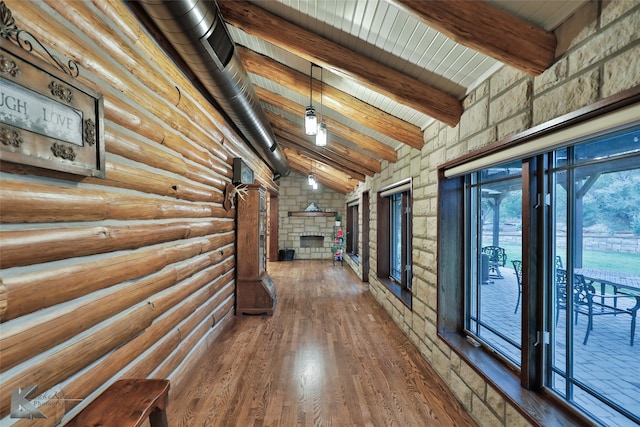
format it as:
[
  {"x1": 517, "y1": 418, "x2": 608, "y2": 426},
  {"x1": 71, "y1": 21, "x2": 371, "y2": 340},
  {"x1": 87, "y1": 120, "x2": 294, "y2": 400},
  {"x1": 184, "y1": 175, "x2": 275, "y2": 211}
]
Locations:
[
  {"x1": 285, "y1": 150, "x2": 358, "y2": 194},
  {"x1": 266, "y1": 111, "x2": 380, "y2": 175},
  {"x1": 255, "y1": 86, "x2": 398, "y2": 163},
  {"x1": 218, "y1": 1, "x2": 462, "y2": 127},
  {"x1": 389, "y1": 0, "x2": 556, "y2": 75},
  {"x1": 274, "y1": 129, "x2": 369, "y2": 182},
  {"x1": 280, "y1": 139, "x2": 364, "y2": 185},
  {"x1": 237, "y1": 46, "x2": 423, "y2": 149}
]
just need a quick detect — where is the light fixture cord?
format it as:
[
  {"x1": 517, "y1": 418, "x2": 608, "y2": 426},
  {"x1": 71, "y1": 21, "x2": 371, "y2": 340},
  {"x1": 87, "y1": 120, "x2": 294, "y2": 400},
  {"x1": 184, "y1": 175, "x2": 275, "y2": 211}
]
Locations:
[
  {"x1": 309, "y1": 63, "x2": 314, "y2": 106},
  {"x1": 320, "y1": 67, "x2": 324, "y2": 121}
]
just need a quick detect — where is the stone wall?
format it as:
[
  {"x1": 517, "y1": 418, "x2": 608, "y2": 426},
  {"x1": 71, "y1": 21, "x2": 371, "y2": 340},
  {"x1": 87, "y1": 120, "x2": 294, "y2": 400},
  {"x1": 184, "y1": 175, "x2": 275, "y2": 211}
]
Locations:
[
  {"x1": 278, "y1": 173, "x2": 345, "y2": 260},
  {"x1": 345, "y1": 1, "x2": 640, "y2": 425}
]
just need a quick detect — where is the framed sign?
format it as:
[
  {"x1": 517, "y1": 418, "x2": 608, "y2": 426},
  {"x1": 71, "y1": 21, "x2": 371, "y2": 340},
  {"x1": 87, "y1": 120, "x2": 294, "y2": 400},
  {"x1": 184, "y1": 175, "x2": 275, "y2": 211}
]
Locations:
[{"x1": 0, "y1": 38, "x2": 104, "y2": 177}]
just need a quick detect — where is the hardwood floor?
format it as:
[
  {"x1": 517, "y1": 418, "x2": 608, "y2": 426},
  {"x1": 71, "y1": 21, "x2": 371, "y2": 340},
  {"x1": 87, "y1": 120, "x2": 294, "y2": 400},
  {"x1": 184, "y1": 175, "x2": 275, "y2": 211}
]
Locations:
[{"x1": 168, "y1": 260, "x2": 477, "y2": 426}]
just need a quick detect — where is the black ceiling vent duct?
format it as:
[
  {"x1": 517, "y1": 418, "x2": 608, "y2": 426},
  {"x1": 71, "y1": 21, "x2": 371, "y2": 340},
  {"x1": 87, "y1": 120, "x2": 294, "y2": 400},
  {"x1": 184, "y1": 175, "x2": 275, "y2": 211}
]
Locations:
[{"x1": 139, "y1": 0, "x2": 290, "y2": 178}]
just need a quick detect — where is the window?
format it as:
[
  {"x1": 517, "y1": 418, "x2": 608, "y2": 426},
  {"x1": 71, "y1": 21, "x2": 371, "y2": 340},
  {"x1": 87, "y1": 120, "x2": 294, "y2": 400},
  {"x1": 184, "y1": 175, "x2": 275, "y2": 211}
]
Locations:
[
  {"x1": 346, "y1": 203, "x2": 359, "y2": 258},
  {"x1": 466, "y1": 161, "x2": 523, "y2": 366},
  {"x1": 439, "y1": 107, "x2": 640, "y2": 425},
  {"x1": 378, "y1": 180, "x2": 412, "y2": 307},
  {"x1": 548, "y1": 132, "x2": 640, "y2": 424}
]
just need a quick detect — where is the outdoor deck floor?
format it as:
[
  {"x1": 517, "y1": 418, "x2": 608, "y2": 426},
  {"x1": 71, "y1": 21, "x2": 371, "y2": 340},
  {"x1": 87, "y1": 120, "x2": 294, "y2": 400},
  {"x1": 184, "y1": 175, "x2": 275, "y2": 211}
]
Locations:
[{"x1": 477, "y1": 266, "x2": 640, "y2": 426}]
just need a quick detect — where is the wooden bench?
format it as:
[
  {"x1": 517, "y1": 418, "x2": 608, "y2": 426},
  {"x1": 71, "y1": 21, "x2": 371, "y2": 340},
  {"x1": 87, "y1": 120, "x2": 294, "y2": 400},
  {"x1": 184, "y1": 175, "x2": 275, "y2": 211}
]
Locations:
[{"x1": 67, "y1": 379, "x2": 170, "y2": 427}]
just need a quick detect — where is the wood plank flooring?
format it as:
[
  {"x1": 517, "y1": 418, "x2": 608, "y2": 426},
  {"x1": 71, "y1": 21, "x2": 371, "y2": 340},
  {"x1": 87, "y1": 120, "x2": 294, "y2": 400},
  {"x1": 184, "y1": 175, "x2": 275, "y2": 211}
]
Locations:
[{"x1": 168, "y1": 260, "x2": 477, "y2": 426}]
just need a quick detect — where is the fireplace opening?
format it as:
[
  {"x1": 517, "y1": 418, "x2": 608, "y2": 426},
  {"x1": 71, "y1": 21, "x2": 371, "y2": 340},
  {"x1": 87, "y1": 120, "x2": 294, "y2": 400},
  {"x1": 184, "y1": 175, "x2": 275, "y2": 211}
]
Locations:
[{"x1": 300, "y1": 235, "x2": 324, "y2": 248}]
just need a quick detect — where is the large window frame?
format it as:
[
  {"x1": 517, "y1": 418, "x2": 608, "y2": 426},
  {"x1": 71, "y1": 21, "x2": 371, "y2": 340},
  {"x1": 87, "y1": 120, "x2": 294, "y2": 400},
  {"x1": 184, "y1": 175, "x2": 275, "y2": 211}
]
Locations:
[
  {"x1": 437, "y1": 88, "x2": 640, "y2": 426},
  {"x1": 377, "y1": 179, "x2": 412, "y2": 308}
]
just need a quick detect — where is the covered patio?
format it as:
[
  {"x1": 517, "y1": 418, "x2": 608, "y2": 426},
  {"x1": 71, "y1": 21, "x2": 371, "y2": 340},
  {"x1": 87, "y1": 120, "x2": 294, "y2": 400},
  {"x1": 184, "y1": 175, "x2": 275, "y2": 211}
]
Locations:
[{"x1": 476, "y1": 265, "x2": 640, "y2": 426}]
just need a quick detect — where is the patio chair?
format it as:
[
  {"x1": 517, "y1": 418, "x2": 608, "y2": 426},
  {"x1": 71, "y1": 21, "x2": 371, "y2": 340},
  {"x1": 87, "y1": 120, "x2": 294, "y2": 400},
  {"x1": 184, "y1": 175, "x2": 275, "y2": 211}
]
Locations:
[
  {"x1": 511, "y1": 260, "x2": 523, "y2": 314},
  {"x1": 556, "y1": 269, "x2": 639, "y2": 345},
  {"x1": 481, "y1": 246, "x2": 507, "y2": 279}
]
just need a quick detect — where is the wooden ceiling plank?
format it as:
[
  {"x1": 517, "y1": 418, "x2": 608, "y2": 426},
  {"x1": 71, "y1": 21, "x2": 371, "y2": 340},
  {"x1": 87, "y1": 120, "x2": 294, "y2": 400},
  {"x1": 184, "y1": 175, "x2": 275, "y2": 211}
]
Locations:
[
  {"x1": 238, "y1": 46, "x2": 422, "y2": 149},
  {"x1": 218, "y1": 0, "x2": 462, "y2": 127},
  {"x1": 390, "y1": 0, "x2": 556, "y2": 75},
  {"x1": 255, "y1": 86, "x2": 398, "y2": 162}
]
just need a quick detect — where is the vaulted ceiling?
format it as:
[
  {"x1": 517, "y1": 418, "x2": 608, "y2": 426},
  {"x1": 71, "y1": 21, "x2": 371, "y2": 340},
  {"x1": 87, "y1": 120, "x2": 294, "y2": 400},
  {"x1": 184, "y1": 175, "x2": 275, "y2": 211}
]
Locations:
[{"x1": 148, "y1": 0, "x2": 590, "y2": 194}]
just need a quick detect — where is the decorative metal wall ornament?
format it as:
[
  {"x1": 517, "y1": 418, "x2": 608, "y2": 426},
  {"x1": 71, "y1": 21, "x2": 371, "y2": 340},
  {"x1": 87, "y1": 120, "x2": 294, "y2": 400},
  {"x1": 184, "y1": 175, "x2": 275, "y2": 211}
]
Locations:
[
  {"x1": 51, "y1": 142, "x2": 76, "y2": 161},
  {"x1": 0, "y1": 53, "x2": 18, "y2": 76},
  {"x1": 0, "y1": 1, "x2": 79, "y2": 77},
  {"x1": 0, "y1": 126, "x2": 21, "y2": 146},
  {"x1": 84, "y1": 118, "x2": 96, "y2": 146},
  {"x1": 48, "y1": 80, "x2": 73, "y2": 103}
]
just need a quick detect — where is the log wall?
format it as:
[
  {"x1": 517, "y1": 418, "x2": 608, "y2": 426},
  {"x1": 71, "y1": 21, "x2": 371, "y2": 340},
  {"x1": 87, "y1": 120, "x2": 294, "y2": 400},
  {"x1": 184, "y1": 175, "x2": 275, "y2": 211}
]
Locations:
[{"x1": 0, "y1": 0, "x2": 274, "y2": 424}]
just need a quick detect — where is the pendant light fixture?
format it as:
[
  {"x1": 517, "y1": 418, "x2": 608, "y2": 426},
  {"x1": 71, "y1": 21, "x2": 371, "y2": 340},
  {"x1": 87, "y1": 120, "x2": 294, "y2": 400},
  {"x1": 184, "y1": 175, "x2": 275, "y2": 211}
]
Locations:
[
  {"x1": 308, "y1": 158, "x2": 316, "y2": 186},
  {"x1": 305, "y1": 63, "x2": 317, "y2": 135},
  {"x1": 315, "y1": 67, "x2": 327, "y2": 147}
]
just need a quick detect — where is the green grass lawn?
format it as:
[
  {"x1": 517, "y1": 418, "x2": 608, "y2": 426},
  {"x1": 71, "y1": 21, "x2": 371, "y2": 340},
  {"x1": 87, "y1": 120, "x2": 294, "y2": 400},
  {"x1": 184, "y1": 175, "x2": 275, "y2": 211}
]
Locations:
[{"x1": 498, "y1": 244, "x2": 640, "y2": 276}]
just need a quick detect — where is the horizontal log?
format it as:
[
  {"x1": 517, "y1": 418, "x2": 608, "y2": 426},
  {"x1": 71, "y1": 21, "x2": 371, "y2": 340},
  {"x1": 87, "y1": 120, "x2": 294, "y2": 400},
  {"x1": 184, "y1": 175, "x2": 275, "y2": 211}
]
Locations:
[
  {"x1": 168, "y1": 306, "x2": 235, "y2": 400},
  {"x1": 211, "y1": 299, "x2": 235, "y2": 327},
  {"x1": 119, "y1": 273, "x2": 233, "y2": 380},
  {"x1": 0, "y1": 268, "x2": 176, "y2": 372},
  {"x1": 104, "y1": 97, "x2": 232, "y2": 179},
  {"x1": 0, "y1": 180, "x2": 233, "y2": 223},
  {"x1": 1, "y1": 235, "x2": 235, "y2": 321},
  {"x1": 5, "y1": 271, "x2": 233, "y2": 420},
  {"x1": 0, "y1": 158, "x2": 224, "y2": 206},
  {"x1": 150, "y1": 261, "x2": 234, "y2": 316},
  {"x1": 0, "y1": 220, "x2": 234, "y2": 268},
  {"x1": 97, "y1": 160, "x2": 224, "y2": 203},
  {"x1": 173, "y1": 249, "x2": 233, "y2": 282},
  {"x1": 0, "y1": 256, "x2": 230, "y2": 371},
  {"x1": 107, "y1": 128, "x2": 227, "y2": 190},
  {"x1": 0, "y1": 303, "x2": 154, "y2": 417},
  {"x1": 177, "y1": 283, "x2": 234, "y2": 340},
  {"x1": 155, "y1": 285, "x2": 235, "y2": 380}
]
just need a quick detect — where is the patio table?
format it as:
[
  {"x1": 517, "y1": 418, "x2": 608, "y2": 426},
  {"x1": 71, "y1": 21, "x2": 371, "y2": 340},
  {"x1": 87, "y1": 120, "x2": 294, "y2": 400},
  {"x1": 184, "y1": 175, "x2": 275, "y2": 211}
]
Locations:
[{"x1": 575, "y1": 268, "x2": 640, "y2": 295}]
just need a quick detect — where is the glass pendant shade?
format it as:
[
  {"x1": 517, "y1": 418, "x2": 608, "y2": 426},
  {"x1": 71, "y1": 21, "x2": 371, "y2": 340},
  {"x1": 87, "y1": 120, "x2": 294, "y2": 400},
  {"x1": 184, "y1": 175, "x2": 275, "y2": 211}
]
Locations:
[
  {"x1": 312, "y1": 181, "x2": 318, "y2": 190},
  {"x1": 308, "y1": 173, "x2": 315, "y2": 185},
  {"x1": 316, "y1": 122, "x2": 327, "y2": 146},
  {"x1": 305, "y1": 106, "x2": 317, "y2": 135}
]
